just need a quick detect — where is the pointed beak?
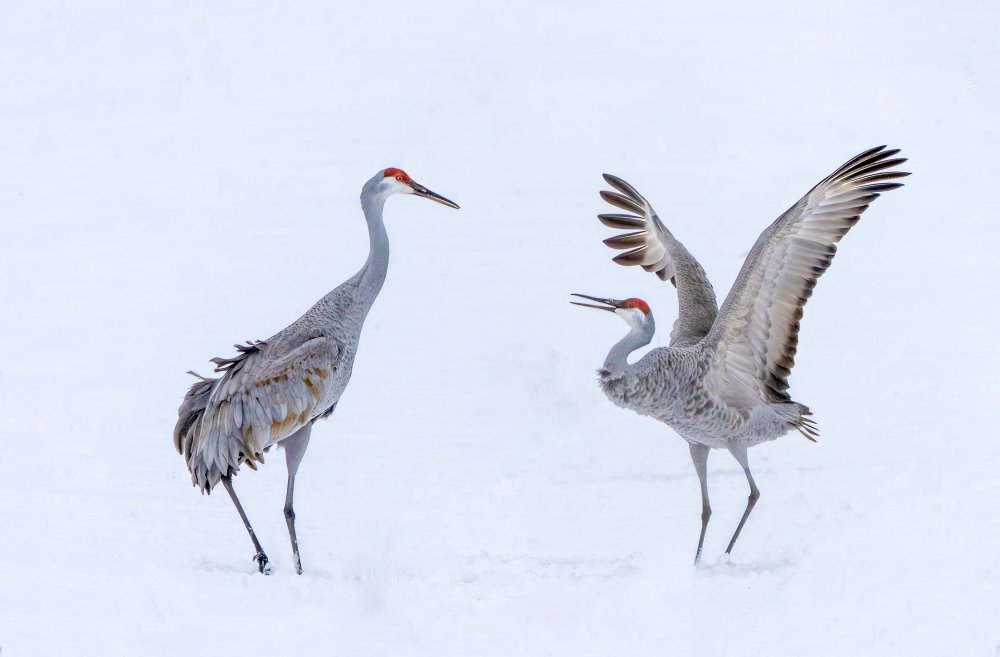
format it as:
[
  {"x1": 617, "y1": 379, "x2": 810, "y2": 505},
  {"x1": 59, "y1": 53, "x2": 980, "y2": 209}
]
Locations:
[
  {"x1": 570, "y1": 293, "x2": 621, "y2": 312},
  {"x1": 409, "y1": 180, "x2": 460, "y2": 209}
]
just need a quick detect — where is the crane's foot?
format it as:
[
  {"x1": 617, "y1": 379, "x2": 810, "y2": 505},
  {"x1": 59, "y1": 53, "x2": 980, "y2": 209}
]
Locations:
[
  {"x1": 293, "y1": 552, "x2": 303, "y2": 575},
  {"x1": 253, "y1": 551, "x2": 271, "y2": 575}
]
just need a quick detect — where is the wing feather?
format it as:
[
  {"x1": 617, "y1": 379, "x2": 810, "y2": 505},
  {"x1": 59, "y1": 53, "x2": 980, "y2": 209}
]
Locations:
[
  {"x1": 182, "y1": 337, "x2": 341, "y2": 491},
  {"x1": 705, "y1": 146, "x2": 909, "y2": 408},
  {"x1": 597, "y1": 174, "x2": 719, "y2": 347}
]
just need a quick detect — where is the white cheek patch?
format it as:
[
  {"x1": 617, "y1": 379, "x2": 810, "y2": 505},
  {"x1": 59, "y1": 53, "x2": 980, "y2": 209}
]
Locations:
[
  {"x1": 615, "y1": 307, "x2": 648, "y2": 326},
  {"x1": 380, "y1": 178, "x2": 411, "y2": 194}
]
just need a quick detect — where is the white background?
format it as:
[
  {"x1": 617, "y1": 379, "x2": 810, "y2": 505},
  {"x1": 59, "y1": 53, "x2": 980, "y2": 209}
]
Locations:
[{"x1": 1, "y1": 1, "x2": 998, "y2": 655}]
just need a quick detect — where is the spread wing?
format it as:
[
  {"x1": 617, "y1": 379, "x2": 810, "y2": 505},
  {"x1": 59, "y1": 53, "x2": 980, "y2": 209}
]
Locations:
[
  {"x1": 178, "y1": 336, "x2": 341, "y2": 490},
  {"x1": 599, "y1": 174, "x2": 718, "y2": 347},
  {"x1": 705, "y1": 146, "x2": 909, "y2": 407}
]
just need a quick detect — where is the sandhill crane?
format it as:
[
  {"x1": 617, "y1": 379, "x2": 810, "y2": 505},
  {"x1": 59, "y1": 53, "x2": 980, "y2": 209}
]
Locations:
[
  {"x1": 173, "y1": 168, "x2": 458, "y2": 574},
  {"x1": 573, "y1": 146, "x2": 908, "y2": 565}
]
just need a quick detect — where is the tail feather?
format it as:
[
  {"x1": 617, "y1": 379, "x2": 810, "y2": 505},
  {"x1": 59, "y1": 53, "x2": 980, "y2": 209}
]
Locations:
[
  {"x1": 173, "y1": 372, "x2": 222, "y2": 492},
  {"x1": 789, "y1": 405, "x2": 820, "y2": 442},
  {"x1": 173, "y1": 372, "x2": 215, "y2": 457}
]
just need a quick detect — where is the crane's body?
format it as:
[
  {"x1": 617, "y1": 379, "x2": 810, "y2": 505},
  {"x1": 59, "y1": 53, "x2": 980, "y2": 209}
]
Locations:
[
  {"x1": 174, "y1": 168, "x2": 458, "y2": 574},
  {"x1": 575, "y1": 146, "x2": 907, "y2": 564},
  {"x1": 598, "y1": 345, "x2": 805, "y2": 451}
]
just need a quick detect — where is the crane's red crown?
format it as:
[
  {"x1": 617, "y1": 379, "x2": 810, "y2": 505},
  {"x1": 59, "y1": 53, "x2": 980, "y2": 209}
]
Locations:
[
  {"x1": 622, "y1": 298, "x2": 650, "y2": 314},
  {"x1": 383, "y1": 167, "x2": 411, "y2": 184}
]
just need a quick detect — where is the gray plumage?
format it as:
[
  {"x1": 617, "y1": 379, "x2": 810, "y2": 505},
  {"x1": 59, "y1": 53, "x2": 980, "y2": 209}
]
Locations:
[
  {"x1": 173, "y1": 168, "x2": 458, "y2": 574},
  {"x1": 575, "y1": 146, "x2": 908, "y2": 564}
]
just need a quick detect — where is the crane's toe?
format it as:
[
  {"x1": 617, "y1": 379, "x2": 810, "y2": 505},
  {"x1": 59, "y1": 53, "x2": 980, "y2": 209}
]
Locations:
[{"x1": 253, "y1": 551, "x2": 271, "y2": 575}]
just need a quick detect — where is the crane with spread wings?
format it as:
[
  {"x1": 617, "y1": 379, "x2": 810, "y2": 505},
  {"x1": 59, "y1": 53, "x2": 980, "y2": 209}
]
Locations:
[{"x1": 574, "y1": 146, "x2": 908, "y2": 564}]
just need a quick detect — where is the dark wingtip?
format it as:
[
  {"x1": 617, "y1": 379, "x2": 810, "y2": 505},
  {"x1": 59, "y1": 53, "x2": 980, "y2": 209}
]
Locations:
[
  {"x1": 603, "y1": 231, "x2": 646, "y2": 249},
  {"x1": 864, "y1": 182, "x2": 906, "y2": 192},
  {"x1": 600, "y1": 190, "x2": 645, "y2": 213},
  {"x1": 598, "y1": 213, "x2": 645, "y2": 229}
]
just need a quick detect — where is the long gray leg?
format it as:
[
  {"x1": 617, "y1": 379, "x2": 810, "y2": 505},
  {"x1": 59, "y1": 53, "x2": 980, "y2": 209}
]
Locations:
[
  {"x1": 221, "y1": 474, "x2": 270, "y2": 575},
  {"x1": 724, "y1": 443, "x2": 760, "y2": 557},
  {"x1": 283, "y1": 425, "x2": 312, "y2": 575},
  {"x1": 689, "y1": 443, "x2": 712, "y2": 566}
]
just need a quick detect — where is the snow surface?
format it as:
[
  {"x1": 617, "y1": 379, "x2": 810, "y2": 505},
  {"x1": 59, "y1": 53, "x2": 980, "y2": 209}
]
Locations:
[{"x1": 2, "y1": 1, "x2": 999, "y2": 655}]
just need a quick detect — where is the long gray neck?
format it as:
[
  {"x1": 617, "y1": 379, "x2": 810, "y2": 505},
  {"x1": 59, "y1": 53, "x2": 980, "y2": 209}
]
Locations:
[
  {"x1": 357, "y1": 192, "x2": 390, "y2": 297},
  {"x1": 603, "y1": 318, "x2": 655, "y2": 378}
]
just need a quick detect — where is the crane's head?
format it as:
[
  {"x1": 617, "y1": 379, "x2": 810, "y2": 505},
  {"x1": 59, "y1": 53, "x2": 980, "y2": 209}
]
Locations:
[
  {"x1": 571, "y1": 294, "x2": 652, "y2": 329},
  {"x1": 372, "y1": 167, "x2": 460, "y2": 208}
]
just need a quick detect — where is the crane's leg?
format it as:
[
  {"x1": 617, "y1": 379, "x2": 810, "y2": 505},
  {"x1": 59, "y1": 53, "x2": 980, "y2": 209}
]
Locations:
[
  {"x1": 689, "y1": 443, "x2": 712, "y2": 566},
  {"x1": 724, "y1": 443, "x2": 760, "y2": 558},
  {"x1": 221, "y1": 474, "x2": 270, "y2": 575},
  {"x1": 283, "y1": 425, "x2": 312, "y2": 575}
]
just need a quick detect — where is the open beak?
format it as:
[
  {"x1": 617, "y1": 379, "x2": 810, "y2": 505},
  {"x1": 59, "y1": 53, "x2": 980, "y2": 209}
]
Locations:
[
  {"x1": 410, "y1": 180, "x2": 460, "y2": 209},
  {"x1": 570, "y1": 293, "x2": 621, "y2": 312}
]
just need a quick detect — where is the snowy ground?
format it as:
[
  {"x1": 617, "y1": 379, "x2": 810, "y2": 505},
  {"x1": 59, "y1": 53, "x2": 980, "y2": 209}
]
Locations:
[{"x1": 2, "y1": 1, "x2": 999, "y2": 655}]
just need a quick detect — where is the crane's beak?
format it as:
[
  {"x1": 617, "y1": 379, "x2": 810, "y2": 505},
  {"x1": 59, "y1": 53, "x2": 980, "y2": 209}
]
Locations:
[
  {"x1": 570, "y1": 293, "x2": 621, "y2": 312},
  {"x1": 410, "y1": 181, "x2": 460, "y2": 209}
]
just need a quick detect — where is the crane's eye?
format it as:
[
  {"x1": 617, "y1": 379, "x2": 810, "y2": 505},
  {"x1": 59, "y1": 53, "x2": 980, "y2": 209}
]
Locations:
[{"x1": 395, "y1": 174, "x2": 405, "y2": 182}]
